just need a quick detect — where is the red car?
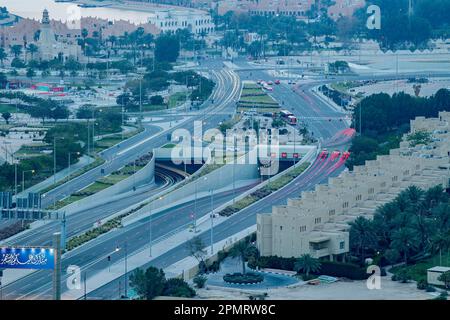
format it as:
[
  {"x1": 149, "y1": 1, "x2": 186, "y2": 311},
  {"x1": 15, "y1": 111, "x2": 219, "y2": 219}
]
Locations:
[
  {"x1": 341, "y1": 151, "x2": 351, "y2": 160},
  {"x1": 275, "y1": 79, "x2": 281, "y2": 85},
  {"x1": 267, "y1": 81, "x2": 274, "y2": 85},
  {"x1": 319, "y1": 149, "x2": 329, "y2": 159},
  {"x1": 331, "y1": 151, "x2": 341, "y2": 161}
]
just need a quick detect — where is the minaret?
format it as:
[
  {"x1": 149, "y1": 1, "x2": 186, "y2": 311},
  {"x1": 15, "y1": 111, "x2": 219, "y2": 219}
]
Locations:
[
  {"x1": 39, "y1": 9, "x2": 57, "y2": 60},
  {"x1": 42, "y1": 9, "x2": 50, "y2": 25},
  {"x1": 408, "y1": 0, "x2": 414, "y2": 17}
]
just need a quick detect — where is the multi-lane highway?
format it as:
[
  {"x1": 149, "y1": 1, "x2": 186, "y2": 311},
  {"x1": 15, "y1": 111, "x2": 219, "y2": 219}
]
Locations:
[
  {"x1": 1, "y1": 59, "x2": 354, "y2": 300},
  {"x1": 88, "y1": 150, "x2": 349, "y2": 300},
  {"x1": 1, "y1": 184, "x2": 257, "y2": 300},
  {"x1": 39, "y1": 68, "x2": 241, "y2": 209},
  {"x1": 0, "y1": 66, "x2": 244, "y2": 299}
]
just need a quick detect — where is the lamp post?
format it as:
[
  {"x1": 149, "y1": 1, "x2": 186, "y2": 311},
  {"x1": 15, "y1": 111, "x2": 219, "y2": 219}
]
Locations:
[
  {"x1": 53, "y1": 136, "x2": 64, "y2": 185},
  {"x1": 149, "y1": 196, "x2": 163, "y2": 257},
  {"x1": 68, "y1": 152, "x2": 80, "y2": 182},
  {"x1": 22, "y1": 169, "x2": 35, "y2": 193},
  {"x1": 123, "y1": 241, "x2": 128, "y2": 299},
  {"x1": 209, "y1": 189, "x2": 214, "y2": 255}
]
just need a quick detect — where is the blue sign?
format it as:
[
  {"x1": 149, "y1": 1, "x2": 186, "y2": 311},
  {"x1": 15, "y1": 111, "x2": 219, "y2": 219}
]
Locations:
[{"x1": 0, "y1": 247, "x2": 55, "y2": 270}]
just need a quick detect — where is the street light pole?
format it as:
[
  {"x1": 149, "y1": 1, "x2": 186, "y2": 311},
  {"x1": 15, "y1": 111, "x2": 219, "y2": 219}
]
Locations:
[
  {"x1": 124, "y1": 241, "x2": 128, "y2": 299},
  {"x1": 53, "y1": 136, "x2": 56, "y2": 185},
  {"x1": 22, "y1": 169, "x2": 34, "y2": 194},
  {"x1": 149, "y1": 202, "x2": 152, "y2": 257},
  {"x1": 210, "y1": 189, "x2": 214, "y2": 255},
  {"x1": 83, "y1": 271, "x2": 87, "y2": 300},
  {"x1": 14, "y1": 157, "x2": 17, "y2": 197},
  {"x1": 194, "y1": 181, "x2": 197, "y2": 233}
]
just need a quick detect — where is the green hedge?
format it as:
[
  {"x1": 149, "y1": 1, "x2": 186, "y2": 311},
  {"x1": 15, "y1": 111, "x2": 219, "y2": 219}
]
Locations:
[{"x1": 317, "y1": 261, "x2": 368, "y2": 280}]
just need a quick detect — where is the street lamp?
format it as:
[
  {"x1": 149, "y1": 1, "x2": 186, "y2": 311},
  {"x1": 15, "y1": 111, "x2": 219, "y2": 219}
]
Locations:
[
  {"x1": 149, "y1": 196, "x2": 163, "y2": 257},
  {"x1": 53, "y1": 136, "x2": 65, "y2": 185},
  {"x1": 67, "y1": 152, "x2": 81, "y2": 182},
  {"x1": 92, "y1": 108, "x2": 102, "y2": 150},
  {"x1": 209, "y1": 188, "x2": 214, "y2": 255},
  {"x1": 22, "y1": 169, "x2": 35, "y2": 193}
]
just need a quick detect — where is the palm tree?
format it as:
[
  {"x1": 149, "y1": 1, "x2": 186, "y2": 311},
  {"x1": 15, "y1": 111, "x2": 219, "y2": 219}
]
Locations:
[
  {"x1": 2, "y1": 112, "x2": 11, "y2": 124},
  {"x1": 229, "y1": 240, "x2": 250, "y2": 275},
  {"x1": 403, "y1": 186, "x2": 425, "y2": 207},
  {"x1": 10, "y1": 44, "x2": 22, "y2": 59},
  {"x1": 391, "y1": 227, "x2": 419, "y2": 264},
  {"x1": 0, "y1": 48, "x2": 7, "y2": 67},
  {"x1": 27, "y1": 44, "x2": 39, "y2": 61},
  {"x1": 432, "y1": 203, "x2": 450, "y2": 231},
  {"x1": 429, "y1": 231, "x2": 450, "y2": 265},
  {"x1": 294, "y1": 254, "x2": 321, "y2": 277},
  {"x1": 349, "y1": 216, "x2": 378, "y2": 263},
  {"x1": 81, "y1": 28, "x2": 89, "y2": 56}
]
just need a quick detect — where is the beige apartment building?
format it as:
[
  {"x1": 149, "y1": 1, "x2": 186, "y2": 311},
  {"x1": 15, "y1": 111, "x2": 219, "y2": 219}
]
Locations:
[{"x1": 257, "y1": 112, "x2": 450, "y2": 261}]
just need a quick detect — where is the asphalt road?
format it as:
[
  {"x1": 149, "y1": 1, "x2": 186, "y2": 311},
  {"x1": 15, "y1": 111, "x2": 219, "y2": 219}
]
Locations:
[
  {"x1": 0, "y1": 66, "x2": 244, "y2": 299},
  {"x1": 0, "y1": 184, "x2": 257, "y2": 300},
  {"x1": 89, "y1": 152, "x2": 348, "y2": 300},
  {"x1": 7, "y1": 56, "x2": 427, "y2": 299},
  {"x1": 39, "y1": 67, "x2": 241, "y2": 208}
]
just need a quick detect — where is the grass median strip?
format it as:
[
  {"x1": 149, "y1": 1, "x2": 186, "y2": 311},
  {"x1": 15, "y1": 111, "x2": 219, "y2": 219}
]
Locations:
[
  {"x1": 40, "y1": 156, "x2": 105, "y2": 196},
  {"x1": 218, "y1": 162, "x2": 310, "y2": 217},
  {"x1": 48, "y1": 154, "x2": 150, "y2": 210}
]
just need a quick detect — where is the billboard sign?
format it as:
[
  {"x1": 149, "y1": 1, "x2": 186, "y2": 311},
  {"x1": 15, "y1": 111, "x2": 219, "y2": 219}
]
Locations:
[{"x1": 0, "y1": 247, "x2": 55, "y2": 270}]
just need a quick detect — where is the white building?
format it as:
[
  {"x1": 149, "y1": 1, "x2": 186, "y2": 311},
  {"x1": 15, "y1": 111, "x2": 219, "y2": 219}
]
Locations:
[
  {"x1": 148, "y1": 9, "x2": 214, "y2": 35},
  {"x1": 257, "y1": 111, "x2": 450, "y2": 260},
  {"x1": 37, "y1": 9, "x2": 82, "y2": 61},
  {"x1": 427, "y1": 266, "x2": 450, "y2": 286}
]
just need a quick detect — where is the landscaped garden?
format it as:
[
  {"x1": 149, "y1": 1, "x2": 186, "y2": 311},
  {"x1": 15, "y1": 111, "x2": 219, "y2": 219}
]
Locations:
[{"x1": 237, "y1": 83, "x2": 280, "y2": 112}]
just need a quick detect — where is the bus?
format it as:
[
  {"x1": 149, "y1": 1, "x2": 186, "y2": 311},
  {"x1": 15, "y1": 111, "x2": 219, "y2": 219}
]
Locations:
[
  {"x1": 280, "y1": 110, "x2": 297, "y2": 125},
  {"x1": 280, "y1": 110, "x2": 293, "y2": 118},
  {"x1": 287, "y1": 115, "x2": 298, "y2": 125}
]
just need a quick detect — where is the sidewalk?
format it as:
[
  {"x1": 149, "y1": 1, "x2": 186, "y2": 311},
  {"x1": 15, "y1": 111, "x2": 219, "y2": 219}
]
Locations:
[{"x1": 62, "y1": 213, "x2": 255, "y2": 300}]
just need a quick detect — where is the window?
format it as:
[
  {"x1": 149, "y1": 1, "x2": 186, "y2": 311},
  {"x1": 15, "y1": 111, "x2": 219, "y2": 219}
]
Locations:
[
  {"x1": 340, "y1": 241, "x2": 345, "y2": 250},
  {"x1": 314, "y1": 218, "x2": 321, "y2": 224},
  {"x1": 329, "y1": 209, "x2": 335, "y2": 216},
  {"x1": 356, "y1": 194, "x2": 362, "y2": 201},
  {"x1": 299, "y1": 226, "x2": 306, "y2": 232},
  {"x1": 343, "y1": 202, "x2": 349, "y2": 209},
  {"x1": 280, "y1": 226, "x2": 283, "y2": 231}
]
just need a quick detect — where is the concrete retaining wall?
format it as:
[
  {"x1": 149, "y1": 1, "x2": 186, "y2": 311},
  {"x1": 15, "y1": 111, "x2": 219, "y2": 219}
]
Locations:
[
  {"x1": 64, "y1": 154, "x2": 156, "y2": 215},
  {"x1": 122, "y1": 150, "x2": 260, "y2": 226}
]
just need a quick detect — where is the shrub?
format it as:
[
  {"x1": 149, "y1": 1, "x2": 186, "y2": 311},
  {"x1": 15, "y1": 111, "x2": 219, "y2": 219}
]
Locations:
[
  {"x1": 315, "y1": 261, "x2": 369, "y2": 280},
  {"x1": 434, "y1": 292, "x2": 448, "y2": 300},
  {"x1": 417, "y1": 279, "x2": 428, "y2": 290},
  {"x1": 426, "y1": 285, "x2": 436, "y2": 292},
  {"x1": 391, "y1": 275, "x2": 398, "y2": 281},
  {"x1": 163, "y1": 278, "x2": 195, "y2": 298},
  {"x1": 396, "y1": 269, "x2": 412, "y2": 283},
  {"x1": 193, "y1": 275, "x2": 207, "y2": 289}
]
